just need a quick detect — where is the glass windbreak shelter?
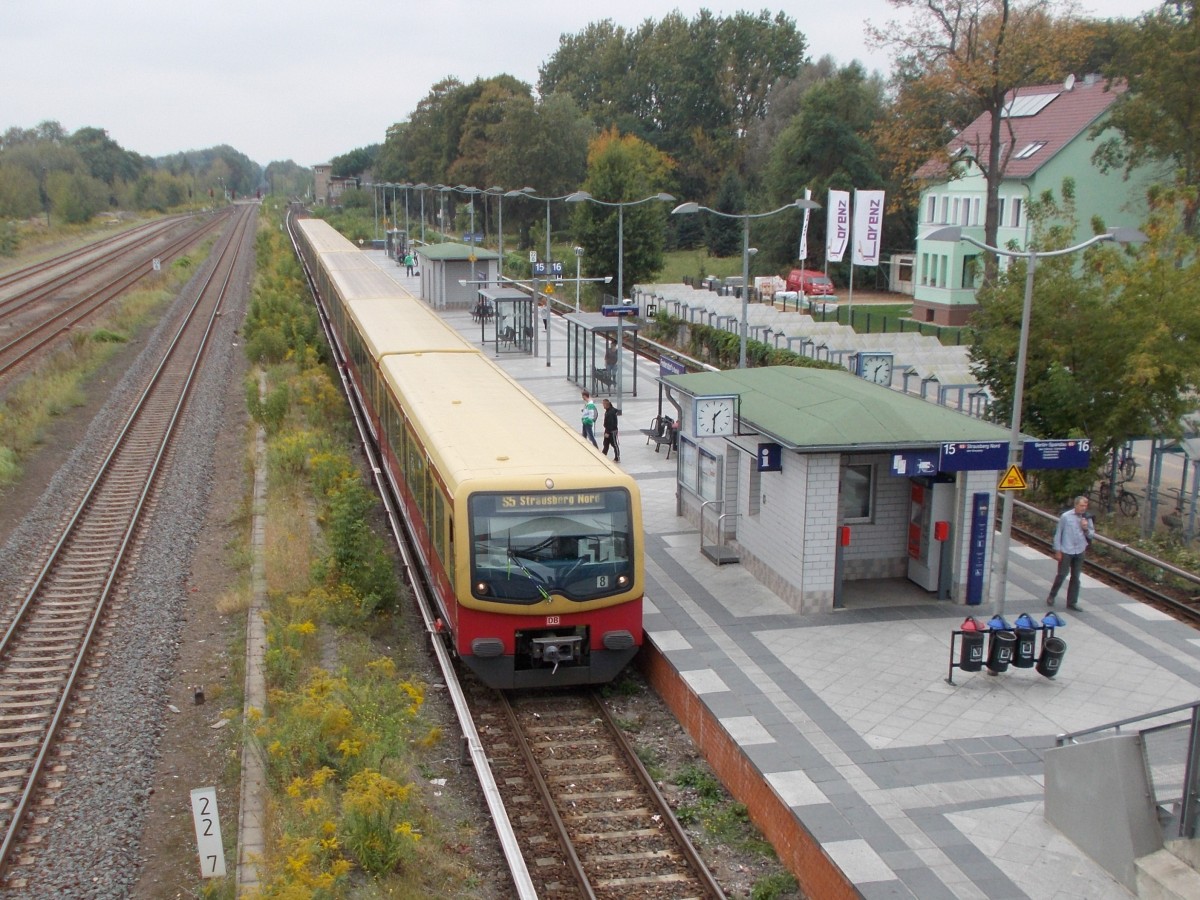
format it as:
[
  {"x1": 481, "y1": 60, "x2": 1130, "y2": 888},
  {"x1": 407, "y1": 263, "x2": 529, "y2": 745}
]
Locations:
[
  {"x1": 564, "y1": 312, "x2": 640, "y2": 398},
  {"x1": 476, "y1": 288, "x2": 535, "y2": 356}
]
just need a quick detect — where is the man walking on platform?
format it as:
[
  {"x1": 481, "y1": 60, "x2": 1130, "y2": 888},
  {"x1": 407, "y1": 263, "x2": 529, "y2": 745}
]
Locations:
[
  {"x1": 1047, "y1": 496, "x2": 1094, "y2": 610},
  {"x1": 601, "y1": 399, "x2": 621, "y2": 462}
]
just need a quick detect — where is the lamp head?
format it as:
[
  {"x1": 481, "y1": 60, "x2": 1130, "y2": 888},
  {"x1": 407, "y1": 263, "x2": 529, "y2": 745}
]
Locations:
[
  {"x1": 1106, "y1": 226, "x2": 1149, "y2": 245},
  {"x1": 924, "y1": 226, "x2": 964, "y2": 243},
  {"x1": 793, "y1": 198, "x2": 822, "y2": 210},
  {"x1": 672, "y1": 202, "x2": 701, "y2": 215},
  {"x1": 655, "y1": 192, "x2": 677, "y2": 202},
  {"x1": 566, "y1": 191, "x2": 592, "y2": 203}
]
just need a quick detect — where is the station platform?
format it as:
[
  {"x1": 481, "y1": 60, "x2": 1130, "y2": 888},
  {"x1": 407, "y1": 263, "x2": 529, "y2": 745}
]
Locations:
[{"x1": 368, "y1": 252, "x2": 1200, "y2": 899}]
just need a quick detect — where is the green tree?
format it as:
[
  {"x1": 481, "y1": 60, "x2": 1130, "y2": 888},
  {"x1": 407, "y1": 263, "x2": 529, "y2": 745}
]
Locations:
[
  {"x1": 706, "y1": 172, "x2": 745, "y2": 257},
  {"x1": 572, "y1": 129, "x2": 674, "y2": 297},
  {"x1": 970, "y1": 182, "x2": 1200, "y2": 495},
  {"x1": 67, "y1": 126, "x2": 144, "y2": 186},
  {"x1": 762, "y1": 63, "x2": 885, "y2": 270},
  {"x1": 47, "y1": 169, "x2": 108, "y2": 223},
  {"x1": 0, "y1": 164, "x2": 41, "y2": 218},
  {"x1": 1094, "y1": 0, "x2": 1200, "y2": 233}
]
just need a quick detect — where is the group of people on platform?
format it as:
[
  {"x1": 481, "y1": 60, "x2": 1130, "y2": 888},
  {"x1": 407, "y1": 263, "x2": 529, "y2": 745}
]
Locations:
[{"x1": 580, "y1": 391, "x2": 620, "y2": 463}]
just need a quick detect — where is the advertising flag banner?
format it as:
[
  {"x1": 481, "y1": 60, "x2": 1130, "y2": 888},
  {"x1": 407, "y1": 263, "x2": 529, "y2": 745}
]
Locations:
[
  {"x1": 798, "y1": 188, "x2": 812, "y2": 261},
  {"x1": 826, "y1": 190, "x2": 850, "y2": 262},
  {"x1": 852, "y1": 189, "x2": 885, "y2": 266}
]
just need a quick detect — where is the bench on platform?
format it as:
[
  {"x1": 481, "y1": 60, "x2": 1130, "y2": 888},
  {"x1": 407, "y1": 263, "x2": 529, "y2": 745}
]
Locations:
[{"x1": 641, "y1": 415, "x2": 678, "y2": 459}]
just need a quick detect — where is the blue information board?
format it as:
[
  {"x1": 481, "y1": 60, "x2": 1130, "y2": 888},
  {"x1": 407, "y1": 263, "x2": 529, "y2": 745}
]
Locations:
[
  {"x1": 1023, "y1": 439, "x2": 1091, "y2": 470},
  {"x1": 939, "y1": 441, "x2": 1009, "y2": 472},
  {"x1": 601, "y1": 304, "x2": 639, "y2": 317},
  {"x1": 967, "y1": 491, "x2": 990, "y2": 605}
]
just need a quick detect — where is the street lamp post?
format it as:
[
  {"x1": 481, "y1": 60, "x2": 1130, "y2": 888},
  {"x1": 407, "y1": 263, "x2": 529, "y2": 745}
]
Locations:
[
  {"x1": 926, "y1": 224, "x2": 1148, "y2": 615},
  {"x1": 573, "y1": 246, "x2": 584, "y2": 312},
  {"x1": 413, "y1": 183, "x2": 428, "y2": 244},
  {"x1": 565, "y1": 191, "x2": 675, "y2": 304},
  {"x1": 521, "y1": 192, "x2": 577, "y2": 265},
  {"x1": 673, "y1": 198, "x2": 822, "y2": 369},
  {"x1": 401, "y1": 183, "x2": 412, "y2": 244}
]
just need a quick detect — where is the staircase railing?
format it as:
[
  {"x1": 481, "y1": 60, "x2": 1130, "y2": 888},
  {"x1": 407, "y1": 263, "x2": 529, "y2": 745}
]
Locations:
[{"x1": 1057, "y1": 700, "x2": 1200, "y2": 839}]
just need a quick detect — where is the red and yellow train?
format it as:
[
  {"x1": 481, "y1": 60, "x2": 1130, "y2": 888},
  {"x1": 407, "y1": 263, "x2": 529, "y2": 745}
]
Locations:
[{"x1": 292, "y1": 217, "x2": 644, "y2": 688}]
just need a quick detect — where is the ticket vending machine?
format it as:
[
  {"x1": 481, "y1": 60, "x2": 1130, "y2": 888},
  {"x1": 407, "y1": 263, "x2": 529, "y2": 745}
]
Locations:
[{"x1": 907, "y1": 477, "x2": 954, "y2": 591}]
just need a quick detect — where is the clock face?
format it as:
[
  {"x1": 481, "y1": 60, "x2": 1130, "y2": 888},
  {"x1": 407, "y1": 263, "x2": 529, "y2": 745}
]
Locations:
[
  {"x1": 694, "y1": 396, "x2": 736, "y2": 436},
  {"x1": 859, "y1": 353, "x2": 893, "y2": 386}
]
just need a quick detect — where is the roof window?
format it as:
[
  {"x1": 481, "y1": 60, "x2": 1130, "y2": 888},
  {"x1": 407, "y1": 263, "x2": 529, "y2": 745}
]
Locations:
[
  {"x1": 1002, "y1": 92, "x2": 1059, "y2": 118},
  {"x1": 1013, "y1": 141, "x2": 1047, "y2": 160}
]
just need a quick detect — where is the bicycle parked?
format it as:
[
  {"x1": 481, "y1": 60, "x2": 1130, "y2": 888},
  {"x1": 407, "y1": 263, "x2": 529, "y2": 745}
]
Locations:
[{"x1": 1088, "y1": 477, "x2": 1139, "y2": 518}]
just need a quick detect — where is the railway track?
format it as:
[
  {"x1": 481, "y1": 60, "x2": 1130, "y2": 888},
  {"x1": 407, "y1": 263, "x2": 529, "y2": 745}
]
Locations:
[
  {"x1": 288, "y1": 210, "x2": 723, "y2": 898},
  {"x1": 475, "y1": 687, "x2": 725, "y2": 899},
  {"x1": 0, "y1": 203, "x2": 256, "y2": 885},
  {"x1": 0, "y1": 215, "x2": 201, "y2": 311},
  {"x1": 0, "y1": 212, "x2": 229, "y2": 381}
]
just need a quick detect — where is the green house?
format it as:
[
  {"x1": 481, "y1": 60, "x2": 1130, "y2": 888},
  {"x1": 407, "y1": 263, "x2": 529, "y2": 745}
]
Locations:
[{"x1": 912, "y1": 74, "x2": 1162, "y2": 326}]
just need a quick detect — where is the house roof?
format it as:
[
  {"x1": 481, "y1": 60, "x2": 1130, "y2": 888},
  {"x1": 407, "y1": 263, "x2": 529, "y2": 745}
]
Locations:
[{"x1": 916, "y1": 75, "x2": 1125, "y2": 182}]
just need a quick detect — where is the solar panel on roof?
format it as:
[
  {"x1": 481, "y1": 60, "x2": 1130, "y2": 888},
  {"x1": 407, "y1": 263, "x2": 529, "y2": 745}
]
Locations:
[{"x1": 1002, "y1": 92, "x2": 1059, "y2": 118}]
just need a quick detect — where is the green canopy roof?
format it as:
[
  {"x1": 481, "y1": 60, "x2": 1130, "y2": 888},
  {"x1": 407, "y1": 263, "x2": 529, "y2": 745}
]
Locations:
[{"x1": 664, "y1": 366, "x2": 1009, "y2": 452}]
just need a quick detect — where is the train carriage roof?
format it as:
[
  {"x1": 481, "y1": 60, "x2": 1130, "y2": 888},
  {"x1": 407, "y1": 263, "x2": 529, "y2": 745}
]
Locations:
[
  {"x1": 347, "y1": 297, "x2": 478, "y2": 359},
  {"x1": 295, "y1": 217, "x2": 356, "y2": 253},
  {"x1": 380, "y1": 352, "x2": 626, "y2": 490},
  {"x1": 328, "y1": 265, "x2": 415, "y2": 302}
]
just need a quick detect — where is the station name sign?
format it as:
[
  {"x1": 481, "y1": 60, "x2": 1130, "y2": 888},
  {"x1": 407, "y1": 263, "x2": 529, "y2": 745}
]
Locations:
[
  {"x1": 601, "y1": 304, "x2": 639, "y2": 317},
  {"x1": 1022, "y1": 439, "x2": 1090, "y2": 470},
  {"x1": 938, "y1": 441, "x2": 1009, "y2": 472}
]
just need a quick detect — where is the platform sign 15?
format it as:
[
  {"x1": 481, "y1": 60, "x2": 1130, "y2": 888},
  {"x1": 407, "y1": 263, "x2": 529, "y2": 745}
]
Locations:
[
  {"x1": 1023, "y1": 439, "x2": 1091, "y2": 470},
  {"x1": 190, "y1": 787, "x2": 226, "y2": 878},
  {"x1": 939, "y1": 441, "x2": 1009, "y2": 472}
]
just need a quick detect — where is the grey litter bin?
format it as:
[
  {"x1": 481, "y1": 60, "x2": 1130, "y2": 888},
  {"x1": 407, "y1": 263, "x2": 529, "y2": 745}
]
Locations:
[
  {"x1": 1036, "y1": 636, "x2": 1067, "y2": 678},
  {"x1": 1012, "y1": 628, "x2": 1037, "y2": 668},
  {"x1": 986, "y1": 630, "x2": 1016, "y2": 673}
]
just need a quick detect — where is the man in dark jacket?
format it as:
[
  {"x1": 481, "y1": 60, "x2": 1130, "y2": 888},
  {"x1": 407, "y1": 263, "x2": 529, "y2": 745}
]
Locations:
[{"x1": 601, "y1": 399, "x2": 621, "y2": 462}]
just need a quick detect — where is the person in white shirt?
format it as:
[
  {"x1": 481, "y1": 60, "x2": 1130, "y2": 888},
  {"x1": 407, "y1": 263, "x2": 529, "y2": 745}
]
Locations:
[{"x1": 1047, "y1": 496, "x2": 1094, "y2": 610}]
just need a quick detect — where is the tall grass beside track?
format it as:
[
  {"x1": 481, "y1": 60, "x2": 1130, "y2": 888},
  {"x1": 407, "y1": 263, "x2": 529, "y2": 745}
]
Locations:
[{"x1": 219, "y1": 205, "x2": 491, "y2": 899}]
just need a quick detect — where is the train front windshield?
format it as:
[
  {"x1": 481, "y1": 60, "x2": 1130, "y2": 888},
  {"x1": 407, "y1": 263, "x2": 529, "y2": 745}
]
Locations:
[{"x1": 469, "y1": 489, "x2": 634, "y2": 603}]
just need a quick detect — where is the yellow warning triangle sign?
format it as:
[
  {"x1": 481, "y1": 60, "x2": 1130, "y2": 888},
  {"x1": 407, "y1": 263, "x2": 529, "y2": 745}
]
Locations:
[{"x1": 998, "y1": 465, "x2": 1027, "y2": 491}]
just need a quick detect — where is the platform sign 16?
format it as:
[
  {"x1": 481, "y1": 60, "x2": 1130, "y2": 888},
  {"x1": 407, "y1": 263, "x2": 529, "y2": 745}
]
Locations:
[{"x1": 190, "y1": 786, "x2": 226, "y2": 878}]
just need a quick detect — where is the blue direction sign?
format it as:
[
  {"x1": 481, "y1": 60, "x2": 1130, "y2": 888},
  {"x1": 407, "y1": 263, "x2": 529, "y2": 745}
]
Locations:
[
  {"x1": 601, "y1": 304, "x2": 639, "y2": 317},
  {"x1": 1023, "y1": 439, "x2": 1091, "y2": 470},
  {"x1": 939, "y1": 440, "x2": 1009, "y2": 472},
  {"x1": 889, "y1": 452, "x2": 938, "y2": 477},
  {"x1": 659, "y1": 356, "x2": 687, "y2": 377}
]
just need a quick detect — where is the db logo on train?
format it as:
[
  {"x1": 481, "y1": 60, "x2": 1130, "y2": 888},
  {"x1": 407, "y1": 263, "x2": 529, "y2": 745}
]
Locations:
[{"x1": 547, "y1": 616, "x2": 561, "y2": 626}]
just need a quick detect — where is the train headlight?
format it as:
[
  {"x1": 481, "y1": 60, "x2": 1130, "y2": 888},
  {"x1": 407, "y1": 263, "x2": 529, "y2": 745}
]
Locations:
[
  {"x1": 475, "y1": 582, "x2": 489, "y2": 595},
  {"x1": 545, "y1": 478, "x2": 554, "y2": 490},
  {"x1": 617, "y1": 574, "x2": 629, "y2": 587}
]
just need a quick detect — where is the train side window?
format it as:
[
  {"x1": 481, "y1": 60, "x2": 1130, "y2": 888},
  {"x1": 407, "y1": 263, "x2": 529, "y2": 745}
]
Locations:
[{"x1": 432, "y1": 490, "x2": 446, "y2": 563}]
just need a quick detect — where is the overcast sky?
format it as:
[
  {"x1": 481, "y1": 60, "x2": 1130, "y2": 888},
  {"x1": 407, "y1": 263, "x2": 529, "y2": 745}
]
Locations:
[{"x1": 3, "y1": 0, "x2": 1159, "y2": 168}]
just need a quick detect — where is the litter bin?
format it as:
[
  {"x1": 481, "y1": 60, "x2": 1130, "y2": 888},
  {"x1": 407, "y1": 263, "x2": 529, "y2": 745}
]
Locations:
[
  {"x1": 1012, "y1": 627, "x2": 1037, "y2": 668},
  {"x1": 959, "y1": 631, "x2": 985, "y2": 672},
  {"x1": 1036, "y1": 637, "x2": 1067, "y2": 678},
  {"x1": 986, "y1": 630, "x2": 1016, "y2": 673}
]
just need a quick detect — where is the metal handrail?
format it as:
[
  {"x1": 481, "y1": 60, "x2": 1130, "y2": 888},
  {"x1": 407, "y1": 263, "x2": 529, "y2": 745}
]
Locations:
[
  {"x1": 1015, "y1": 497, "x2": 1200, "y2": 589},
  {"x1": 699, "y1": 499, "x2": 724, "y2": 555},
  {"x1": 1056, "y1": 699, "x2": 1200, "y2": 839}
]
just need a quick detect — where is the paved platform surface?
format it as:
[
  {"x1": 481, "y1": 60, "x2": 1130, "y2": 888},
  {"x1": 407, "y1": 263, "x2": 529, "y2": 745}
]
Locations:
[{"x1": 371, "y1": 252, "x2": 1200, "y2": 899}]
